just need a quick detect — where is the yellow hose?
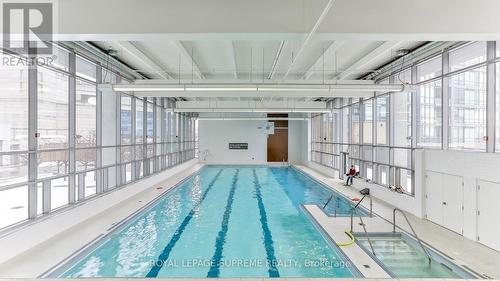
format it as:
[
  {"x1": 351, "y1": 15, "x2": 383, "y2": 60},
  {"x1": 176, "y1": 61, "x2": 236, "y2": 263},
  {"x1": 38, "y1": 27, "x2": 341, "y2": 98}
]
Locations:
[{"x1": 336, "y1": 231, "x2": 355, "y2": 246}]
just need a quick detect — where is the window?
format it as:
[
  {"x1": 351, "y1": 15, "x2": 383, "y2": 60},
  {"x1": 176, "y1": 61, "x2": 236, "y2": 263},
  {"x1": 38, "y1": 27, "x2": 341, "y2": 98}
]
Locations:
[
  {"x1": 121, "y1": 96, "x2": 132, "y2": 145},
  {"x1": 102, "y1": 68, "x2": 119, "y2": 84},
  {"x1": 0, "y1": 56, "x2": 28, "y2": 152},
  {"x1": 0, "y1": 154, "x2": 28, "y2": 186},
  {"x1": 76, "y1": 55, "x2": 97, "y2": 82},
  {"x1": 449, "y1": 42, "x2": 487, "y2": 72},
  {"x1": 38, "y1": 67, "x2": 69, "y2": 149},
  {"x1": 37, "y1": 150, "x2": 69, "y2": 178},
  {"x1": 362, "y1": 100, "x2": 373, "y2": 144},
  {"x1": 351, "y1": 103, "x2": 360, "y2": 144},
  {"x1": 156, "y1": 104, "x2": 162, "y2": 144},
  {"x1": 417, "y1": 56, "x2": 442, "y2": 82},
  {"x1": 76, "y1": 80, "x2": 96, "y2": 147},
  {"x1": 392, "y1": 91, "x2": 412, "y2": 147},
  {"x1": 0, "y1": 45, "x2": 198, "y2": 231},
  {"x1": 136, "y1": 98, "x2": 144, "y2": 144},
  {"x1": 0, "y1": 186, "x2": 28, "y2": 228},
  {"x1": 50, "y1": 44, "x2": 70, "y2": 71},
  {"x1": 342, "y1": 107, "x2": 349, "y2": 145},
  {"x1": 146, "y1": 102, "x2": 154, "y2": 143},
  {"x1": 448, "y1": 67, "x2": 487, "y2": 151},
  {"x1": 417, "y1": 80, "x2": 442, "y2": 148},
  {"x1": 376, "y1": 96, "x2": 389, "y2": 145},
  {"x1": 416, "y1": 57, "x2": 442, "y2": 148}
]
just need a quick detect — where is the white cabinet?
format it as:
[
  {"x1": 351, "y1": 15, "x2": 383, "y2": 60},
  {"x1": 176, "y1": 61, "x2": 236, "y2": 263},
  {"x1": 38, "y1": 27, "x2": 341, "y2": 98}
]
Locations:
[
  {"x1": 477, "y1": 180, "x2": 500, "y2": 251},
  {"x1": 425, "y1": 171, "x2": 464, "y2": 234},
  {"x1": 425, "y1": 171, "x2": 444, "y2": 224}
]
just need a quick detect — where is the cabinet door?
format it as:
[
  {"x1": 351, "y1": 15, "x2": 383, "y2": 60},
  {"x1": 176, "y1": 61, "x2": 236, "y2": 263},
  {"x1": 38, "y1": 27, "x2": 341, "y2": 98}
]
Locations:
[
  {"x1": 477, "y1": 180, "x2": 500, "y2": 251},
  {"x1": 442, "y1": 174, "x2": 464, "y2": 234},
  {"x1": 425, "y1": 171, "x2": 443, "y2": 225}
]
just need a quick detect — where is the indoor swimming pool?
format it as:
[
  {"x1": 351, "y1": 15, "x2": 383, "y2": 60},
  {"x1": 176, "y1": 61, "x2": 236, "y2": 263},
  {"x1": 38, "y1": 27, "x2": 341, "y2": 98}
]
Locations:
[{"x1": 54, "y1": 166, "x2": 361, "y2": 278}]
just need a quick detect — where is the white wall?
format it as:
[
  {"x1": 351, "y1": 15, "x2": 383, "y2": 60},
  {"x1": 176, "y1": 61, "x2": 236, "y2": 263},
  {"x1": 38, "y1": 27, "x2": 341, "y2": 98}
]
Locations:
[
  {"x1": 198, "y1": 119, "x2": 308, "y2": 165},
  {"x1": 198, "y1": 120, "x2": 268, "y2": 164},
  {"x1": 423, "y1": 149, "x2": 500, "y2": 251}
]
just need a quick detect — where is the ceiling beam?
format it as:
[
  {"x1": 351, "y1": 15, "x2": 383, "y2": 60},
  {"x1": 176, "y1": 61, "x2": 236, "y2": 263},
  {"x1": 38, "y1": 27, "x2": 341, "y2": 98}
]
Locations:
[
  {"x1": 303, "y1": 40, "x2": 344, "y2": 80},
  {"x1": 282, "y1": 0, "x2": 337, "y2": 80},
  {"x1": 172, "y1": 41, "x2": 205, "y2": 79},
  {"x1": 336, "y1": 41, "x2": 405, "y2": 80},
  {"x1": 267, "y1": 40, "x2": 285, "y2": 80},
  {"x1": 114, "y1": 41, "x2": 171, "y2": 80}
]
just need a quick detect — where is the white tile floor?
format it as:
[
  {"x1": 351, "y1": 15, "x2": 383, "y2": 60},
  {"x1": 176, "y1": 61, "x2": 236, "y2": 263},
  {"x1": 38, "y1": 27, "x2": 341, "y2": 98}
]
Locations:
[{"x1": 0, "y1": 164, "x2": 498, "y2": 280}]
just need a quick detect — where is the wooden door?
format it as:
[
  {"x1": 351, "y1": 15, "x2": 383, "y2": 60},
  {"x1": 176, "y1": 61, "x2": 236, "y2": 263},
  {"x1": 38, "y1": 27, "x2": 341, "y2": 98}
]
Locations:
[{"x1": 267, "y1": 114, "x2": 288, "y2": 162}]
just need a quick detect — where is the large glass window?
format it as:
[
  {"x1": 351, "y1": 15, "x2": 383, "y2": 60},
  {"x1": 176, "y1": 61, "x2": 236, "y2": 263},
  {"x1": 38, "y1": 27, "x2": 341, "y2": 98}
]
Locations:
[
  {"x1": 448, "y1": 67, "x2": 487, "y2": 151},
  {"x1": 376, "y1": 96, "x2": 389, "y2": 145},
  {"x1": 76, "y1": 80, "x2": 96, "y2": 147},
  {"x1": 0, "y1": 59, "x2": 28, "y2": 152},
  {"x1": 0, "y1": 186, "x2": 28, "y2": 229},
  {"x1": 136, "y1": 98, "x2": 144, "y2": 144},
  {"x1": 38, "y1": 67, "x2": 69, "y2": 149},
  {"x1": 342, "y1": 107, "x2": 349, "y2": 145},
  {"x1": 417, "y1": 80, "x2": 442, "y2": 148},
  {"x1": 416, "y1": 56, "x2": 443, "y2": 149},
  {"x1": 449, "y1": 42, "x2": 487, "y2": 72},
  {"x1": 392, "y1": 91, "x2": 412, "y2": 147},
  {"x1": 351, "y1": 103, "x2": 360, "y2": 144},
  {"x1": 146, "y1": 102, "x2": 154, "y2": 144},
  {"x1": 0, "y1": 46, "x2": 197, "y2": 231},
  {"x1": 362, "y1": 100, "x2": 373, "y2": 144},
  {"x1": 121, "y1": 96, "x2": 132, "y2": 145},
  {"x1": 417, "y1": 56, "x2": 442, "y2": 82},
  {"x1": 76, "y1": 55, "x2": 97, "y2": 82}
]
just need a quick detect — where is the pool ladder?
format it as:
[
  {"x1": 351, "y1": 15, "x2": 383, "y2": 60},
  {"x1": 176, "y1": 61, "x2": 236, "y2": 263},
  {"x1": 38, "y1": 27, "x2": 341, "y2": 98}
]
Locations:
[{"x1": 393, "y1": 208, "x2": 432, "y2": 266}]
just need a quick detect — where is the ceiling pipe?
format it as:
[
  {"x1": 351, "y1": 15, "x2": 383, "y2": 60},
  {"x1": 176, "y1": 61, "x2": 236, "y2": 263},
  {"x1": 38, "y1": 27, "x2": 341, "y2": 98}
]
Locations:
[
  {"x1": 170, "y1": 108, "x2": 332, "y2": 113},
  {"x1": 110, "y1": 83, "x2": 407, "y2": 93},
  {"x1": 197, "y1": 117, "x2": 309, "y2": 121}
]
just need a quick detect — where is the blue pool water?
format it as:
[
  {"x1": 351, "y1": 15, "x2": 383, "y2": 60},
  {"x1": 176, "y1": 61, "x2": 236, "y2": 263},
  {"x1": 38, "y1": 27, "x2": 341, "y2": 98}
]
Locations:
[{"x1": 60, "y1": 166, "x2": 362, "y2": 278}]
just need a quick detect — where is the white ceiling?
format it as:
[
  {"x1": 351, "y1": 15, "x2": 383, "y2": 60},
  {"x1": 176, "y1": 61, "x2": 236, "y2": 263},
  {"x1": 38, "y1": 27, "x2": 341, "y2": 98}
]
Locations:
[{"x1": 93, "y1": 40, "x2": 423, "y2": 82}]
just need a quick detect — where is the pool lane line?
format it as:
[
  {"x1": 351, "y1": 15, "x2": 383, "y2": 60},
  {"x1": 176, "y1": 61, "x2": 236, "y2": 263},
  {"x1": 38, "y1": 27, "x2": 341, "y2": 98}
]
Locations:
[
  {"x1": 252, "y1": 169, "x2": 280, "y2": 278},
  {"x1": 146, "y1": 169, "x2": 224, "y2": 278},
  {"x1": 206, "y1": 169, "x2": 240, "y2": 278}
]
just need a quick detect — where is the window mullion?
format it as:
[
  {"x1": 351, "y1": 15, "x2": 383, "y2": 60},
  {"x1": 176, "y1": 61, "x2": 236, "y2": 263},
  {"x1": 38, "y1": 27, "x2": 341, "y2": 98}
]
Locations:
[
  {"x1": 442, "y1": 49, "x2": 450, "y2": 150},
  {"x1": 28, "y1": 46, "x2": 38, "y2": 219},
  {"x1": 486, "y1": 41, "x2": 496, "y2": 152},
  {"x1": 68, "y1": 49, "x2": 77, "y2": 204}
]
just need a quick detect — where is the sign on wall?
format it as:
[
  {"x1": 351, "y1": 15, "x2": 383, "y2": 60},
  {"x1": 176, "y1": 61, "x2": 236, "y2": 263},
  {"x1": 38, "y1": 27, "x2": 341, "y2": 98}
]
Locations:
[{"x1": 229, "y1": 143, "x2": 248, "y2": 150}]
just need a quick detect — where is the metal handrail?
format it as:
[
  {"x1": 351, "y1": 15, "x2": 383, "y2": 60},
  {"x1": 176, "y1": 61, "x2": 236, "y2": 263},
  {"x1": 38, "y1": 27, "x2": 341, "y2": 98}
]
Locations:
[
  {"x1": 393, "y1": 208, "x2": 432, "y2": 266},
  {"x1": 348, "y1": 196, "x2": 376, "y2": 256},
  {"x1": 358, "y1": 215, "x2": 376, "y2": 256},
  {"x1": 322, "y1": 194, "x2": 334, "y2": 209}
]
